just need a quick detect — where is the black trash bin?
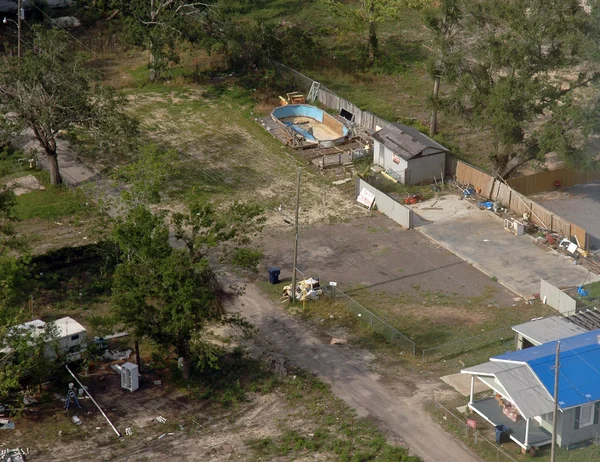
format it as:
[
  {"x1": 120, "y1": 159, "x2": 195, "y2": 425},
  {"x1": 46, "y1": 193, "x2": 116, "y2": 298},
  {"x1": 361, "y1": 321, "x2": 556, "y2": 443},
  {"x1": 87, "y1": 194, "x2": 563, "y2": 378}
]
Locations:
[
  {"x1": 495, "y1": 425, "x2": 509, "y2": 444},
  {"x1": 268, "y1": 267, "x2": 281, "y2": 284}
]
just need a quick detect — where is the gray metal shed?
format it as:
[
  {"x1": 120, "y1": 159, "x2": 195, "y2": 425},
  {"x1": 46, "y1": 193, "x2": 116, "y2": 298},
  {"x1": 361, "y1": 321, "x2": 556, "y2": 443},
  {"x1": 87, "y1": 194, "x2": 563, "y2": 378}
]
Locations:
[{"x1": 512, "y1": 317, "x2": 587, "y2": 349}]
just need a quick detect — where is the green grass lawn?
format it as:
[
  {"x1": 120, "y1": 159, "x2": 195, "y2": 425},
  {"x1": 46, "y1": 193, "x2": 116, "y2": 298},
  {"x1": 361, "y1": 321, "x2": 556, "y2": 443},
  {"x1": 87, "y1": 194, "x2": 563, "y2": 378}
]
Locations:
[{"x1": 14, "y1": 186, "x2": 91, "y2": 221}]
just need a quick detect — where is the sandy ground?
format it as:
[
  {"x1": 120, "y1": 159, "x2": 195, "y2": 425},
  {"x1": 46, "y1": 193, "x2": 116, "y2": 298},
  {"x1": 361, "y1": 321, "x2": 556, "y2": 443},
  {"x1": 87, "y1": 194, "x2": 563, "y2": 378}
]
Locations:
[
  {"x1": 0, "y1": 373, "x2": 291, "y2": 461},
  {"x1": 531, "y1": 183, "x2": 600, "y2": 250},
  {"x1": 4, "y1": 175, "x2": 44, "y2": 196},
  {"x1": 229, "y1": 277, "x2": 482, "y2": 462}
]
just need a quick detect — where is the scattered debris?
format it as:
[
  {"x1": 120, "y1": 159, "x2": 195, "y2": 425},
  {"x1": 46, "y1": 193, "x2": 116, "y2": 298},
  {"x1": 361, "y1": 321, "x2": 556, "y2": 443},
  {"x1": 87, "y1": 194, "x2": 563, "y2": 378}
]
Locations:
[
  {"x1": 222, "y1": 444, "x2": 234, "y2": 454},
  {"x1": 332, "y1": 178, "x2": 352, "y2": 186},
  {"x1": 158, "y1": 433, "x2": 167, "y2": 440},
  {"x1": 281, "y1": 278, "x2": 323, "y2": 302},
  {"x1": 404, "y1": 194, "x2": 422, "y2": 205},
  {"x1": 104, "y1": 349, "x2": 132, "y2": 361},
  {"x1": 125, "y1": 427, "x2": 133, "y2": 436},
  {"x1": 0, "y1": 419, "x2": 15, "y2": 430},
  {"x1": 156, "y1": 416, "x2": 167, "y2": 424},
  {"x1": 153, "y1": 380, "x2": 162, "y2": 386},
  {"x1": 330, "y1": 338, "x2": 347, "y2": 345},
  {"x1": 0, "y1": 448, "x2": 26, "y2": 462},
  {"x1": 71, "y1": 416, "x2": 82, "y2": 426}
]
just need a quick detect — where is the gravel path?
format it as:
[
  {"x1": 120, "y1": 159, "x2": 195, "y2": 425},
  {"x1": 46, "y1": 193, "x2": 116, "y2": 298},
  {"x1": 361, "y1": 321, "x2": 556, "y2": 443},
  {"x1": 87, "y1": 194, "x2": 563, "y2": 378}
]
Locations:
[{"x1": 230, "y1": 277, "x2": 483, "y2": 462}]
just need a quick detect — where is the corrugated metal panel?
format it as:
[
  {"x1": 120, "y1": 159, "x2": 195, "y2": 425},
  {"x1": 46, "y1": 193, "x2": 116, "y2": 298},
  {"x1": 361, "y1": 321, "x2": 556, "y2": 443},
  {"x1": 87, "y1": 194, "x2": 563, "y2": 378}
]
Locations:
[
  {"x1": 512, "y1": 317, "x2": 586, "y2": 345},
  {"x1": 462, "y1": 361, "x2": 507, "y2": 375},
  {"x1": 496, "y1": 365, "x2": 555, "y2": 418}
]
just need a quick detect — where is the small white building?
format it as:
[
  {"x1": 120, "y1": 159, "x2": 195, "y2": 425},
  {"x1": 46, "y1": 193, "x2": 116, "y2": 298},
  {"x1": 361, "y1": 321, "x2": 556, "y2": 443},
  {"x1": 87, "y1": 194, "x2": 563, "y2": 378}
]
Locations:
[
  {"x1": 2, "y1": 317, "x2": 87, "y2": 363},
  {"x1": 372, "y1": 123, "x2": 448, "y2": 185}
]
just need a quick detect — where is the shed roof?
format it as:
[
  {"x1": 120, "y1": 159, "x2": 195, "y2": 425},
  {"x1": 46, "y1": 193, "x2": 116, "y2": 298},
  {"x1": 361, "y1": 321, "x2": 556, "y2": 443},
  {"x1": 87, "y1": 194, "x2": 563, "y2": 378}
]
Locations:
[
  {"x1": 371, "y1": 123, "x2": 448, "y2": 161},
  {"x1": 512, "y1": 317, "x2": 587, "y2": 346}
]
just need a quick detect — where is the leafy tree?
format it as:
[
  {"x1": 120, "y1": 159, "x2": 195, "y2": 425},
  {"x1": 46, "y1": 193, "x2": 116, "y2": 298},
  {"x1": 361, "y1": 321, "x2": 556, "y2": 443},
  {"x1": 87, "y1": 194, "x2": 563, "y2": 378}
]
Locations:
[
  {"x1": 0, "y1": 187, "x2": 56, "y2": 400},
  {"x1": 111, "y1": 201, "x2": 263, "y2": 380},
  {"x1": 0, "y1": 27, "x2": 137, "y2": 185},
  {"x1": 420, "y1": 0, "x2": 461, "y2": 136},
  {"x1": 443, "y1": 0, "x2": 600, "y2": 176},
  {"x1": 112, "y1": 144, "x2": 178, "y2": 211},
  {"x1": 322, "y1": 0, "x2": 424, "y2": 65},
  {"x1": 117, "y1": 0, "x2": 214, "y2": 81}
]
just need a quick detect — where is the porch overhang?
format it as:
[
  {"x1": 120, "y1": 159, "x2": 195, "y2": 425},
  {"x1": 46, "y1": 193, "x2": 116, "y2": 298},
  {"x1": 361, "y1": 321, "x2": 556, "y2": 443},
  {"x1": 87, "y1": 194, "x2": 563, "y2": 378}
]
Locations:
[{"x1": 469, "y1": 398, "x2": 553, "y2": 449}]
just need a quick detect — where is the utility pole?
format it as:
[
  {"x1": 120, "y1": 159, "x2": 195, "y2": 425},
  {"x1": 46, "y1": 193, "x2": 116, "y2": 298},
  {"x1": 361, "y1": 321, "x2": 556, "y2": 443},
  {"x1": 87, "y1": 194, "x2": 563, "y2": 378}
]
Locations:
[
  {"x1": 17, "y1": 0, "x2": 21, "y2": 63},
  {"x1": 291, "y1": 167, "x2": 301, "y2": 303},
  {"x1": 551, "y1": 340, "x2": 561, "y2": 462}
]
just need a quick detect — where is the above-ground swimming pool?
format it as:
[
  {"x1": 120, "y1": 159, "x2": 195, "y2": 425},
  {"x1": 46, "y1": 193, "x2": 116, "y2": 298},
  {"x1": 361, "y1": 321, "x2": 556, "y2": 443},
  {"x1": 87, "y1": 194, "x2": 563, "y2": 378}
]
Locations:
[{"x1": 271, "y1": 104, "x2": 350, "y2": 147}]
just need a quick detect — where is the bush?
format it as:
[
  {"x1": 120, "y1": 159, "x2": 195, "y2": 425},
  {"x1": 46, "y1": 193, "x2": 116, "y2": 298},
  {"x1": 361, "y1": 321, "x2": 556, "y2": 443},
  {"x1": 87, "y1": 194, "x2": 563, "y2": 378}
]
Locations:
[{"x1": 231, "y1": 247, "x2": 262, "y2": 272}]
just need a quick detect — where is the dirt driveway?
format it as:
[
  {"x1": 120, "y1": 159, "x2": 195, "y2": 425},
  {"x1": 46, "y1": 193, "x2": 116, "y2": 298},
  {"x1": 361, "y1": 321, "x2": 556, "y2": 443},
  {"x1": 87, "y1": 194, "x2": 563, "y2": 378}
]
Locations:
[
  {"x1": 230, "y1": 279, "x2": 482, "y2": 462},
  {"x1": 259, "y1": 214, "x2": 516, "y2": 306},
  {"x1": 412, "y1": 195, "x2": 600, "y2": 297}
]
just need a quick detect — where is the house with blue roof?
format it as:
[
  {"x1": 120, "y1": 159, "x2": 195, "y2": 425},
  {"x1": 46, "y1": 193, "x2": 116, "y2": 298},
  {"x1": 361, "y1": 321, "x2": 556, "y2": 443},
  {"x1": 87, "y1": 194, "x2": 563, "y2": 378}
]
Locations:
[{"x1": 461, "y1": 329, "x2": 600, "y2": 451}]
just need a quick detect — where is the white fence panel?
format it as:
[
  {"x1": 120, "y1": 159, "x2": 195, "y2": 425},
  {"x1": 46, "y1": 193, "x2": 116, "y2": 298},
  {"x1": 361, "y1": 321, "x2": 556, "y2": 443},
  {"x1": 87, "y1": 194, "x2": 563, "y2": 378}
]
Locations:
[
  {"x1": 356, "y1": 178, "x2": 413, "y2": 228},
  {"x1": 540, "y1": 279, "x2": 577, "y2": 314}
]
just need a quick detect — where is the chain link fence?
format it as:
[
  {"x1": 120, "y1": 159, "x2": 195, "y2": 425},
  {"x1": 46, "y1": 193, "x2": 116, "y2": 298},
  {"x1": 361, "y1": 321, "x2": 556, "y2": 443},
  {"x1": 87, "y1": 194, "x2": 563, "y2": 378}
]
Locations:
[
  {"x1": 324, "y1": 286, "x2": 415, "y2": 356},
  {"x1": 422, "y1": 326, "x2": 514, "y2": 361},
  {"x1": 434, "y1": 401, "x2": 519, "y2": 462}
]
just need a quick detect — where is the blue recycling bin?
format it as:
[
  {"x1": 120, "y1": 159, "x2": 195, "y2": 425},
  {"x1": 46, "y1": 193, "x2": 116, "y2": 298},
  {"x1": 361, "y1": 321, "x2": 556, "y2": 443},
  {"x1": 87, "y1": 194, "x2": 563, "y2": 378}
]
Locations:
[
  {"x1": 268, "y1": 267, "x2": 281, "y2": 284},
  {"x1": 495, "y1": 425, "x2": 509, "y2": 444}
]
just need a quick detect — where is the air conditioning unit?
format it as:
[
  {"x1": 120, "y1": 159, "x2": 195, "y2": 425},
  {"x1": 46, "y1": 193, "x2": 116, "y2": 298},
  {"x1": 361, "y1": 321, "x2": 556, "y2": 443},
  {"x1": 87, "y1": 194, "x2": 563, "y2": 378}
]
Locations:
[
  {"x1": 120, "y1": 362, "x2": 139, "y2": 392},
  {"x1": 504, "y1": 218, "x2": 525, "y2": 236}
]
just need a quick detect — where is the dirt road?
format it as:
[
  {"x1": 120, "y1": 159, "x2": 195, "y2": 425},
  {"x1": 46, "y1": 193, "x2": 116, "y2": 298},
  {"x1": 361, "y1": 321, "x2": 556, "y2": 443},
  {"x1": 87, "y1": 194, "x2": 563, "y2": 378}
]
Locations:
[{"x1": 230, "y1": 280, "x2": 482, "y2": 462}]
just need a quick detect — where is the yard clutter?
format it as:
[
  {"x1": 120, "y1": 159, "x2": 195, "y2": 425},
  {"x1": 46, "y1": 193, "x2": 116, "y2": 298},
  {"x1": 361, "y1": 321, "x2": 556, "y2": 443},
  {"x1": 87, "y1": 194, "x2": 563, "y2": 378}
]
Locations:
[
  {"x1": 404, "y1": 194, "x2": 422, "y2": 205},
  {"x1": 0, "y1": 418, "x2": 15, "y2": 430},
  {"x1": 281, "y1": 278, "x2": 323, "y2": 302}
]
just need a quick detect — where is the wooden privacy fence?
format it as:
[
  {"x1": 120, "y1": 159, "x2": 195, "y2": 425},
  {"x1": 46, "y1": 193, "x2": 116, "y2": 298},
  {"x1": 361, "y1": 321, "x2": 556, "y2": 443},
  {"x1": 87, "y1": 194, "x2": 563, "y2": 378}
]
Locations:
[
  {"x1": 507, "y1": 167, "x2": 600, "y2": 196},
  {"x1": 271, "y1": 61, "x2": 391, "y2": 132},
  {"x1": 455, "y1": 161, "x2": 589, "y2": 249}
]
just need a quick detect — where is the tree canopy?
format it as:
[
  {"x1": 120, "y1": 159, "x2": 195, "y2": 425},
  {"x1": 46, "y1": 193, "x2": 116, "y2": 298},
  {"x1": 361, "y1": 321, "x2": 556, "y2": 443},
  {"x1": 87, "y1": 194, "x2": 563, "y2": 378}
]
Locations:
[
  {"x1": 111, "y1": 200, "x2": 264, "y2": 380},
  {"x1": 0, "y1": 27, "x2": 137, "y2": 185},
  {"x1": 441, "y1": 0, "x2": 600, "y2": 176},
  {"x1": 117, "y1": 0, "x2": 214, "y2": 81}
]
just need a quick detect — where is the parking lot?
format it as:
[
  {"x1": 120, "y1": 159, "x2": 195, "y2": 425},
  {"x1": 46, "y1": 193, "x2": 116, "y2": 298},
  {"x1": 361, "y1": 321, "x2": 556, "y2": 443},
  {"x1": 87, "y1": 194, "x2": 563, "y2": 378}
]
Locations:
[{"x1": 259, "y1": 214, "x2": 517, "y2": 306}]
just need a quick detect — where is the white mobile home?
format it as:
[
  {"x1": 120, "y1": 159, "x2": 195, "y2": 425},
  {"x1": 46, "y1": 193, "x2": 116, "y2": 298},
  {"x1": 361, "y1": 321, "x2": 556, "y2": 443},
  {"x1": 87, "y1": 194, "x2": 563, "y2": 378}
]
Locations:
[{"x1": 3, "y1": 317, "x2": 87, "y2": 363}]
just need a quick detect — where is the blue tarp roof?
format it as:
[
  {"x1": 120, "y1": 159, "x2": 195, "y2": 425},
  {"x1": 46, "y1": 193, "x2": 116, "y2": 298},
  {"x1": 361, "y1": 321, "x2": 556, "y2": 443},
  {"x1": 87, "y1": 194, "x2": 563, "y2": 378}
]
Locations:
[{"x1": 493, "y1": 329, "x2": 600, "y2": 410}]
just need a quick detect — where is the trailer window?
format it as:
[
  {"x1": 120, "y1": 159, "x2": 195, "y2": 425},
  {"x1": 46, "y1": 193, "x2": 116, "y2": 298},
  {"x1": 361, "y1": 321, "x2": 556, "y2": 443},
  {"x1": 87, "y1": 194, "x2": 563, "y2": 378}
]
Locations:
[{"x1": 70, "y1": 334, "x2": 80, "y2": 341}]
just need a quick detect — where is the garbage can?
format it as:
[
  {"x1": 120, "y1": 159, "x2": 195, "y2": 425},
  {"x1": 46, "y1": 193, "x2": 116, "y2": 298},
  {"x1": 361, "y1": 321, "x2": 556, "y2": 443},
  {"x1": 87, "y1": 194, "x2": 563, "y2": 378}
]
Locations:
[
  {"x1": 268, "y1": 267, "x2": 281, "y2": 284},
  {"x1": 495, "y1": 425, "x2": 509, "y2": 444}
]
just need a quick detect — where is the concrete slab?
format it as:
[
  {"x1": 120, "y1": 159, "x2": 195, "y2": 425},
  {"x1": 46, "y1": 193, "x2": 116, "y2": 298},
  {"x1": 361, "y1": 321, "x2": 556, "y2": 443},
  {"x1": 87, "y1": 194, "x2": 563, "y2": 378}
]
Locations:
[
  {"x1": 411, "y1": 195, "x2": 478, "y2": 224},
  {"x1": 441, "y1": 373, "x2": 489, "y2": 396},
  {"x1": 416, "y1": 200, "x2": 600, "y2": 297}
]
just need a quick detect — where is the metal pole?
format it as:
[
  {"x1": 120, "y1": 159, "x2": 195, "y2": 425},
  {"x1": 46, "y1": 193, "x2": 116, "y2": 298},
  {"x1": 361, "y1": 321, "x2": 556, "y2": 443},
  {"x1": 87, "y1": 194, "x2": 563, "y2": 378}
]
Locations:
[
  {"x1": 65, "y1": 365, "x2": 122, "y2": 438},
  {"x1": 291, "y1": 167, "x2": 301, "y2": 303},
  {"x1": 550, "y1": 341, "x2": 560, "y2": 462},
  {"x1": 17, "y1": 0, "x2": 21, "y2": 63}
]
